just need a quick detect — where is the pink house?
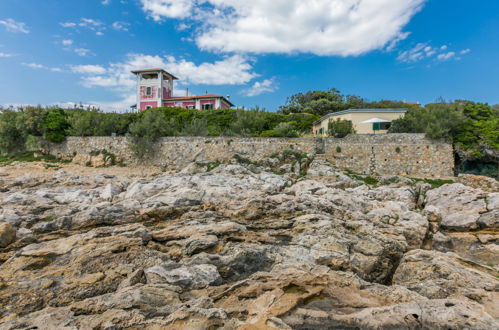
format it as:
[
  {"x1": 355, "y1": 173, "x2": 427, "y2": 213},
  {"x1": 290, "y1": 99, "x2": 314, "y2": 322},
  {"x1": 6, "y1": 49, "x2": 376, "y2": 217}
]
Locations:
[{"x1": 131, "y1": 68, "x2": 234, "y2": 111}]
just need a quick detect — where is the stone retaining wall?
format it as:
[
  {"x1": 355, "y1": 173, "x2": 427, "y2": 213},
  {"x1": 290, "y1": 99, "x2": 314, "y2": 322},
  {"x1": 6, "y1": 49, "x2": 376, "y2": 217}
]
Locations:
[
  {"x1": 46, "y1": 134, "x2": 455, "y2": 177},
  {"x1": 324, "y1": 134, "x2": 455, "y2": 177}
]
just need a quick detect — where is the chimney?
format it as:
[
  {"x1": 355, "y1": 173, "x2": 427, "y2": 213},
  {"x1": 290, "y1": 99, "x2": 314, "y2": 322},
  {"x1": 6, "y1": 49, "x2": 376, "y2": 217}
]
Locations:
[{"x1": 226, "y1": 95, "x2": 231, "y2": 100}]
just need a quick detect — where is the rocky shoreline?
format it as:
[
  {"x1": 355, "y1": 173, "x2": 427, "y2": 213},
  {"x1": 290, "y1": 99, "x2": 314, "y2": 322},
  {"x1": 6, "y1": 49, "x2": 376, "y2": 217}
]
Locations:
[{"x1": 0, "y1": 157, "x2": 497, "y2": 329}]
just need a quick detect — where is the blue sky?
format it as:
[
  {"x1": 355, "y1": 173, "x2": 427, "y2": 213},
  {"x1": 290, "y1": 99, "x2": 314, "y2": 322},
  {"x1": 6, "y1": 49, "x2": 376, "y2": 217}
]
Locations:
[{"x1": 0, "y1": 0, "x2": 498, "y2": 111}]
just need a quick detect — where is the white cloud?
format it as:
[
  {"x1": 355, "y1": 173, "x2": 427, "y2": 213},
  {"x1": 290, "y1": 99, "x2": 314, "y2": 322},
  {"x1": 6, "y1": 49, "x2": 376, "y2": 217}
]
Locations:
[
  {"x1": 140, "y1": 0, "x2": 425, "y2": 56},
  {"x1": 112, "y1": 21, "x2": 130, "y2": 32},
  {"x1": 74, "y1": 48, "x2": 93, "y2": 56},
  {"x1": 102, "y1": 0, "x2": 112, "y2": 5},
  {"x1": 71, "y1": 65, "x2": 107, "y2": 75},
  {"x1": 140, "y1": 0, "x2": 194, "y2": 20},
  {"x1": 437, "y1": 51, "x2": 455, "y2": 61},
  {"x1": 397, "y1": 43, "x2": 434, "y2": 62},
  {"x1": 62, "y1": 39, "x2": 74, "y2": 46},
  {"x1": 22, "y1": 62, "x2": 62, "y2": 72},
  {"x1": 241, "y1": 79, "x2": 277, "y2": 97},
  {"x1": 0, "y1": 18, "x2": 29, "y2": 33},
  {"x1": 60, "y1": 18, "x2": 105, "y2": 34},
  {"x1": 385, "y1": 31, "x2": 411, "y2": 52},
  {"x1": 60, "y1": 22, "x2": 77, "y2": 28},
  {"x1": 0, "y1": 52, "x2": 14, "y2": 58},
  {"x1": 397, "y1": 43, "x2": 469, "y2": 63},
  {"x1": 75, "y1": 53, "x2": 257, "y2": 91}
]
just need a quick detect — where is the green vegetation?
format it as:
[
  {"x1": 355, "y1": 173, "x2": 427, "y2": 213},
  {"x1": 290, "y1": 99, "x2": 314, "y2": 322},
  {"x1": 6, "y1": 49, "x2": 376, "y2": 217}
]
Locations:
[
  {"x1": 278, "y1": 89, "x2": 411, "y2": 116},
  {"x1": 328, "y1": 119, "x2": 355, "y2": 137},
  {"x1": 410, "y1": 177, "x2": 454, "y2": 189},
  {"x1": 0, "y1": 151, "x2": 70, "y2": 166},
  {"x1": 344, "y1": 170, "x2": 379, "y2": 185},
  {"x1": 196, "y1": 161, "x2": 221, "y2": 172}
]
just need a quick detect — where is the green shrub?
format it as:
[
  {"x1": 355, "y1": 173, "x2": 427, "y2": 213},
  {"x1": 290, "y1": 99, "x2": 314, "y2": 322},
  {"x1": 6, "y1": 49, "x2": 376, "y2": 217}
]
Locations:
[
  {"x1": 336, "y1": 146, "x2": 342, "y2": 153},
  {"x1": 328, "y1": 119, "x2": 355, "y2": 138}
]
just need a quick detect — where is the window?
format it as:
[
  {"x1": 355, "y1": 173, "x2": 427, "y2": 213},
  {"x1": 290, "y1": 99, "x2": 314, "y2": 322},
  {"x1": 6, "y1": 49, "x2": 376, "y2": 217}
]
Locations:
[
  {"x1": 142, "y1": 73, "x2": 158, "y2": 79},
  {"x1": 186, "y1": 105, "x2": 195, "y2": 109},
  {"x1": 373, "y1": 122, "x2": 391, "y2": 130},
  {"x1": 146, "y1": 87, "x2": 152, "y2": 96},
  {"x1": 202, "y1": 103, "x2": 214, "y2": 110},
  {"x1": 146, "y1": 106, "x2": 152, "y2": 110}
]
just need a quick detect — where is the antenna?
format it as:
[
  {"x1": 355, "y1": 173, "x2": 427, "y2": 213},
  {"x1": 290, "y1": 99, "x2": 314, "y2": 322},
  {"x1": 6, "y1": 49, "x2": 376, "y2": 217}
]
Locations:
[{"x1": 186, "y1": 88, "x2": 189, "y2": 97}]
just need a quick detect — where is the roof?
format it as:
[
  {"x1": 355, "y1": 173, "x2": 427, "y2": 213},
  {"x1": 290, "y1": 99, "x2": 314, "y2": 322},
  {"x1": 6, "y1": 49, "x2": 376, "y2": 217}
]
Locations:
[
  {"x1": 131, "y1": 68, "x2": 179, "y2": 80},
  {"x1": 164, "y1": 94, "x2": 235, "y2": 107},
  {"x1": 313, "y1": 108, "x2": 407, "y2": 126}
]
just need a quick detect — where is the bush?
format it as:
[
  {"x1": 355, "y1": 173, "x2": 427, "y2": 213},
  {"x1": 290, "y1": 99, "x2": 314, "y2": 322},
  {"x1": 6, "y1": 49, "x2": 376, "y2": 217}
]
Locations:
[{"x1": 328, "y1": 118, "x2": 355, "y2": 138}]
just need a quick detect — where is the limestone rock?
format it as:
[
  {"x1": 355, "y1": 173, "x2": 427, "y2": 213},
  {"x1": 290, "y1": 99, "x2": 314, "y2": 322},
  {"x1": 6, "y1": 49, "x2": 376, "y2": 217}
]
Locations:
[
  {"x1": 0, "y1": 222, "x2": 16, "y2": 248},
  {"x1": 425, "y1": 183, "x2": 488, "y2": 231},
  {"x1": 393, "y1": 249, "x2": 499, "y2": 317},
  {"x1": 145, "y1": 263, "x2": 222, "y2": 289}
]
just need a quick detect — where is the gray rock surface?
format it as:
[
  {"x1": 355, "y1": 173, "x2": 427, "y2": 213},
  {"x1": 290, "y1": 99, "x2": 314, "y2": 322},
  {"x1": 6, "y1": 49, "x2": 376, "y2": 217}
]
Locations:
[{"x1": 0, "y1": 160, "x2": 497, "y2": 329}]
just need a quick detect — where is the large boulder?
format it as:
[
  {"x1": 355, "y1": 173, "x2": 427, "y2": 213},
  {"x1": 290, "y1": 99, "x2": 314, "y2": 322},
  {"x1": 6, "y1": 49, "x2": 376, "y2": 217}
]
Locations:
[{"x1": 425, "y1": 184, "x2": 488, "y2": 231}]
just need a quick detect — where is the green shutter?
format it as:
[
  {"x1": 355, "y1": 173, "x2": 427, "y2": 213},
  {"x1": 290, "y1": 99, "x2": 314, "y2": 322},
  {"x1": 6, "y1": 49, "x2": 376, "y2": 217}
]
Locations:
[{"x1": 373, "y1": 122, "x2": 381, "y2": 131}]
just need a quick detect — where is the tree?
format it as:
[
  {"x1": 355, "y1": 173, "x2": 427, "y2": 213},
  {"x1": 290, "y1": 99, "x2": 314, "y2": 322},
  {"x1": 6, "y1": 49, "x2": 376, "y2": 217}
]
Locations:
[
  {"x1": 43, "y1": 108, "x2": 69, "y2": 143},
  {"x1": 327, "y1": 119, "x2": 355, "y2": 138},
  {"x1": 389, "y1": 103, "x2": 465, "y2": 140},
  {"x1": 0, "y1": 110, "x2": 23, "y2": 153}
]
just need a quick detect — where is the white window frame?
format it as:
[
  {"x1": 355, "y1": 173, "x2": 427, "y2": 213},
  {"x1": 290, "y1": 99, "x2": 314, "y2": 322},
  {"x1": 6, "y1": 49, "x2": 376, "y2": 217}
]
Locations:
[
  {"x1": 146, "y1": 87, "x2": 152, "y2": 96},
  {"x1": 202, "y1": 103, "x2": 214, "y2": 110}
]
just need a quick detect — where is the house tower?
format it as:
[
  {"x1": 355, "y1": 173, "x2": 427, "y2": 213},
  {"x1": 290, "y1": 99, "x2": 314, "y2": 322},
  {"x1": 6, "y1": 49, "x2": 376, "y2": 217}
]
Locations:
[{"x1": 132, "y1": 69, "x2": 178, "y2": 111}]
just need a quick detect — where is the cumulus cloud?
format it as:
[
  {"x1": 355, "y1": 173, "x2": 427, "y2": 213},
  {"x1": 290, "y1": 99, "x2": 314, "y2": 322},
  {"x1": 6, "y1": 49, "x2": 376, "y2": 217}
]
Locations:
[
  {"x1": 139, "y1": 0, "x2": 425, "y2": 56},
  {"x1": 62, "y1": 39, "x2": 74, "y2": 46},
  {"x1": 241, "y1": 79, "x2": 278, "y2": 97},
  {"x1": 102, "y1": 0, "x2": 112, "y2": 5},
  {"x1": 22, "y1": 62, "x2": 62, "y2": 72},
  {"x1": 75, "y1": 53, "x2": 257, "y2": 90},
  {"x1": 0, "y1": 18, "x2": 30, "y2": 33},
  {"x1": 0, "y1": 52, "x2": 14, "y2": 58}
]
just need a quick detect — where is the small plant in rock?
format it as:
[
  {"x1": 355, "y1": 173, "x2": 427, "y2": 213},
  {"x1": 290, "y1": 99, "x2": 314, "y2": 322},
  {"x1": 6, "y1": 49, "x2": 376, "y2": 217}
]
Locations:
[
  {"x1": 395, "y1": 147, "x2": 401, "y2": 153},
  {"x1": 336, "y1": 146, "x2": 342, "y2": 153},
  {"x1": 282, "y1": 149, "x2": 307, "y2": 160},
  {"x1": 233, "y1": 154, "x2": 256, "y2": 165}
]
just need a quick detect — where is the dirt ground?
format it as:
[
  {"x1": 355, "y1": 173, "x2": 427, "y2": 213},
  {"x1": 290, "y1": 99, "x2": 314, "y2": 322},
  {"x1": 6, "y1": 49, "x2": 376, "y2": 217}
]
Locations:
[{"x1": 0, "y1": 161, "x2": 167, "y2": 181}]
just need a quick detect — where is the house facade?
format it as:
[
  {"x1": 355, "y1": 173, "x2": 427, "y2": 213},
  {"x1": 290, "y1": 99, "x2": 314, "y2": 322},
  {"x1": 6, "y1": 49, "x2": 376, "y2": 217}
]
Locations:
[
  {"x1": 132, "y1": 68, "x2": 234, "y2": 111},
  {"x1": 313, "y1": 109, "x2": 407, "y2": 136}
]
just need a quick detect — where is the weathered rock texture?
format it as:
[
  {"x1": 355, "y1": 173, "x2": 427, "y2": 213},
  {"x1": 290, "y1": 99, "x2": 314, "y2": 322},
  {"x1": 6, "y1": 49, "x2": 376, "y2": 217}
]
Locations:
[
  {"x1": 0, "y1": 159, "x2": 496, "y2": 329},
  {"x1": 45, "y1": 134, "x2": 454, "y2": 177}
]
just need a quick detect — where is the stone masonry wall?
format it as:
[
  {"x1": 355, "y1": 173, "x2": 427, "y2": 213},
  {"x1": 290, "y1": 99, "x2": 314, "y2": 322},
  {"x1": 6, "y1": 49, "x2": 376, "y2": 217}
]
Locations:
[
  {"x1": 46, "y1": 134, "x2": 455, "y2": 177},
  {"x1": 324, "y1": 134, "x2": 455, "y2": 177}
]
